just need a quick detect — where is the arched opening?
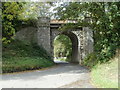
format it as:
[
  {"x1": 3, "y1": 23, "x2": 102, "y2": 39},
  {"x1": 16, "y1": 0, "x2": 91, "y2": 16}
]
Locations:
[
  {"x1": 53, "y1": 32, "x2": 79, "y2": 63},
  {"x1": 53, "y1": 34, "x2": 72, "y2": 62}
]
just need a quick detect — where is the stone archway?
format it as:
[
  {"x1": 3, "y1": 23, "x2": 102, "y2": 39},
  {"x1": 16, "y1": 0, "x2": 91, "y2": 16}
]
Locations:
[
  {"x1": 52, "y1": 31, "x2": 79, "y2": 63},
  {"x1": 36, "y1": 17, "x2": 94, "y2": 64}
]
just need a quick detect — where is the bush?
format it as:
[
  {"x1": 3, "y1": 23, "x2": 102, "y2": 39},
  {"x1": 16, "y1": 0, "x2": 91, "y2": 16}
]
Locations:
[
  {"x1": 82, "y1": 52, "x2": 100, "y2": 69},
  {"x1": 82, "y1": 47, "x2": 119, "y2": 69}
]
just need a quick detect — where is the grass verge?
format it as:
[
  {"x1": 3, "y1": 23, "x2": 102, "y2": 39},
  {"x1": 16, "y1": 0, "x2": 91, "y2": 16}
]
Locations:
[
  {"x1": 91, "y1": 56, "x2": 118, "y2": 88},
  {"x1": 2, "y1": 40, "x2": 55, "y2": 73}
]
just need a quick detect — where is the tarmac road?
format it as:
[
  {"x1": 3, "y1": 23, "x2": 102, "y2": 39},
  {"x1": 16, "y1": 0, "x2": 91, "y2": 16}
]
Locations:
[{"x1": 1, "y1": 60, "x2": 94, "y2": 88}]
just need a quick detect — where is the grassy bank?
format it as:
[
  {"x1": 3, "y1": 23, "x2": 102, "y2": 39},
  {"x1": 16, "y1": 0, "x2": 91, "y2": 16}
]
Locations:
[
  {"x1": 91, "y1": 56, "x2": 118, "y2": 88},
  {"x1": 2, "y1": 40, "x2": 55, "y2": 73}
]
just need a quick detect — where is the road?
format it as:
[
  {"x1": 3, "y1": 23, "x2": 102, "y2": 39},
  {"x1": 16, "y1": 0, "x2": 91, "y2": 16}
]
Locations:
[{"x1": 1, "y1": 60, "x2": 94, "y2": 88}]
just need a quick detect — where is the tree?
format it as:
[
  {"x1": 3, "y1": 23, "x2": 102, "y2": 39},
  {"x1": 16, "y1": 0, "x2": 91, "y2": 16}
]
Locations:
[
  {"x1": 19, "y1": 2, "x2": 53, "y2": 20},
  {"x1": 2, "y1": 2, "x2": 25, "y2": 44}
]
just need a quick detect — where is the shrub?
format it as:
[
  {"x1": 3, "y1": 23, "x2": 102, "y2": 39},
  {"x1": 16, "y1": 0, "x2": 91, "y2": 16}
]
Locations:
[{"x1": 82, "y1": 52, "x2": 100, "y2": 69}]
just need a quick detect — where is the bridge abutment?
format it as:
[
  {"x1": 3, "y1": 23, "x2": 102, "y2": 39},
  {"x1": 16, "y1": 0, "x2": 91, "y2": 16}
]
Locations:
[{"x1": 37, "y1": 17, "x2": 51, "y2": 54}]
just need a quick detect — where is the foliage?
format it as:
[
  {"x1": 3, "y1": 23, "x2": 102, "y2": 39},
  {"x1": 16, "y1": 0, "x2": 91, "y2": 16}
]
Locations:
[
  {"x1": 81, "y1": 52, "x2": 100, "y2": 68},
  {"x1": 2, "y1": 40, "x2": 54, "y2": 73},
  {"x1": 19, "y1": 2, "x2": 53, "y2": 20},
  {"x1": 2, "y1": 2, "x2": 25, "y2": 44},
  {"x1": 54, "y1": 35, "x2": 72, "y2": 61},
  {"x1": 54, "y1": 2, "x2": 120, "y2": 64}
]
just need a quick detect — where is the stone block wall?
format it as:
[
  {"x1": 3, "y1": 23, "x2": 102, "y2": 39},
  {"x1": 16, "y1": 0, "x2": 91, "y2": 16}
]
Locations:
[
  {"x1": 15, "y1": 27, "x2": 37, "y2": 44},
  {"x1": 37, "y1": 17, "x2": 51, "y2": 54}
]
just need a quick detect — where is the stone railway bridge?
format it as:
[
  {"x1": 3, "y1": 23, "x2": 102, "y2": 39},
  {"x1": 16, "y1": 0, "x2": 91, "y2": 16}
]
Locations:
[{"x1": 15, "y1": 17, "x2": 94, "y2": 64}]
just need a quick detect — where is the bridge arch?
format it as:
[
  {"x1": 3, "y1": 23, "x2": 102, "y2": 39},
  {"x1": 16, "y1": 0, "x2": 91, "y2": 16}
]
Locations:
[{"x1": 52, "y1": 31, "x2": 79, "y2": 63}]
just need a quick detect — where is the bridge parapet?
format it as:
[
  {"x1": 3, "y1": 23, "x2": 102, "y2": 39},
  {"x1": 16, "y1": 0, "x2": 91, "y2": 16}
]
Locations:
[{"x1": 37, "y1": 17, "x2": 50, "y2": 27}]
